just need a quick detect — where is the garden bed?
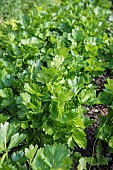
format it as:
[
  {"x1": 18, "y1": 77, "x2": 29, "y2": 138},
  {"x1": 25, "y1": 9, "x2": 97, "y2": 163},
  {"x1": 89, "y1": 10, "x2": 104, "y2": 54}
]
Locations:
[{"x1": 0, "y1": 0, "x2": 113, "y2": 169}]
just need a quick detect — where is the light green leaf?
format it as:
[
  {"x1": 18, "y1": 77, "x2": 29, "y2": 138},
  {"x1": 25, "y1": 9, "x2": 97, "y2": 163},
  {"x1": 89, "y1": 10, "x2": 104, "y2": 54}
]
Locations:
[
  {"x1": 77, "y1": 157, "x2": 87, "y2": 170},
  {"x1": 25, "y1": 144, "x2": 38, "y2": 163},
  {"x1": 24, "y1": 83, "x2": 42, "y2": 97},
  {"x1": 32, "y1": 144, "x2": 72, "y2": 170},
  {"x1": 109, "y1": 136, "x2": 113, "y2": 148},
  {"x1": 6, "y1": 123, "x2": 19, "y2": 143},
  {"x1": 77, "y1": 157, "x2": 96, "y2": 170},
  {"x1": 0, "y1": 163, "x2": 17, "y2": 170},
  {"x1": 0, "y1": 114, "x2": 8, "y2": 124},
  {"x1": 20, "y1": 92, "x2": 31, "y2": 103},
  {"x1": 0, "y1": 88, "x2": 13, "y2": 99},
  {"x1": 72, "y1": 129, "x2": 87, "y2": 148},
  {"x1": 51, "y1": 55, "x2": 64, "y2": 70},
  {"x1": 0, "y1": 122, "x2": 19, "y2": 153},
  {"x1": 72, "y1": 118, "x2": 85, "y2": 129},
  {"x1": 68, "y1": 77, "x2": 84, "y2": 96},
  {"x1": 8, "y1": 133, "x2": 25, "y2": 150},
  {"x1": 0, "y1": 122, "x2": 9, "y2": 153}
]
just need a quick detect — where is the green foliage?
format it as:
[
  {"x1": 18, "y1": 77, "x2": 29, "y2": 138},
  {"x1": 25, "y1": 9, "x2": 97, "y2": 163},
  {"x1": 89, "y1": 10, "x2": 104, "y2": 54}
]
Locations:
[
  {"x1": 77, "y1": 140, "x2": 108, "y2": 170},
  {"x1": 98, "y1": 78, "x2": 113, "y2": 149},
  {"x1": 0, "y1": 0, "x2": 113, "y2": 169},
  {"x1": 0, "y1": 122, "x2": 25, "y2": 164},
  {"x1": 0, "y1": 0, "x2": 40, "y2": 20},
  {"x1": 31, "y1": 144, "x2": 72, "y2": 170}
]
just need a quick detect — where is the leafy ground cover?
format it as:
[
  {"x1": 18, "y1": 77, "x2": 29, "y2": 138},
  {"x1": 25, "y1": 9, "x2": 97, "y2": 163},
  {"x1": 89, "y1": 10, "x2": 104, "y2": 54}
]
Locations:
[
  {"x1": 0, "y1": 0, "x2": 113, "y2": 169},
  {"x1": 0, "y1": 0, "x2": 41, "y2": 20}
]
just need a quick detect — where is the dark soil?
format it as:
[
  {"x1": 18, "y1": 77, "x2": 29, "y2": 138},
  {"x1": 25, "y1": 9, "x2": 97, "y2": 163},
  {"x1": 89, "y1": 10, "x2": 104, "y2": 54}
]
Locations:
[
  {"x1": 72, "y1": 69, "x2": 113, "y2": 170},
  {"x1": 92, "y1": 69, "x2": 113, "y2": 96}
]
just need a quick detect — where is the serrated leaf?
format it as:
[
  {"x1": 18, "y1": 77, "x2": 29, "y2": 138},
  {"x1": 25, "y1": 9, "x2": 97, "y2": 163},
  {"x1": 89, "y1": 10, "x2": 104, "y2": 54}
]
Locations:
[
  {"x1": 0, "y1": 88, "x2": 13, "y2": 99},
  {"x1": 51, "y1": 55, "x2": 64, "y2": 70},
  {"x1": 68, "y1": 77, "x2": 84, "y2": 96},
  {"x1": 6, "y1": 123, "x2": 19, "y2": 143},
  {"x1": 0, "y1": 89, "x2": 7, "y2": 98},
  {"x1": 0, "y1": 122, "x2": 9, "y2": 153},
  {"x1": 8, "y1": 133, "x2": 25, "y2": 150},
  {"x1": 0, "y1": 122, "x2": 20, "y2": 153},
  {"x1": 77, "y1": 157, "x2": 96, "y2": 170},
  {"x1": 24, "y1": 83, "x2": 42, "y2": 97},
  {"x1": 109, "y1": 136, "x2": 113, "y2": 148},
  {"x1": 0, "y1": 114, "x2": 8, "y2": 124},
  {"x1": 20, "y1": 92, "x2": 31, "y2": 103},
  {"x1": 11, "y1": 150, "x2": 25, "y2": 162},
  {"x1": 98, "y1": 125, "x2": 111, "y2": 140},
  {"x1": 0, "y1": 163, "x2": 17, "y2": 170},
  {"x1": 77, "y1": 157, "x2": 87, "y2": 170},
  {"x1": 72, "y1": 118, "x2": 85, "y2": 129},
  {"x1": 72, "y1": 129, "x2": 87, "y2": 148},
  {"x1": 25, "y1": 144, "x2": 38, "y2": 163},
  {"x1": 32, "y1": 144, "x2": 72, "y2": 170},
  {"x1": 83, "y1": 116, "x2": 94, "y2": 127}
]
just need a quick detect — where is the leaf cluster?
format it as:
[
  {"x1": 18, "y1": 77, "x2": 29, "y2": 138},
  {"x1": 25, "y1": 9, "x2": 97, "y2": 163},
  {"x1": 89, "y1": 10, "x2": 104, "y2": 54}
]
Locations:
[{"x1": 0, "y1": 0, "x2": 113, "y2": 169}]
